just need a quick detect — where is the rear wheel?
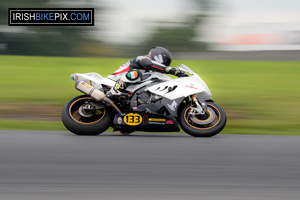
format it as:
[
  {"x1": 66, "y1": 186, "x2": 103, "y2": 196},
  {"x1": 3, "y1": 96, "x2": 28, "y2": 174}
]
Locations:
[
  {"x1": 61, "y1": 95, "x2": 114, "y2": 135},
  {"x1": 179, "y1": 102, "x2": 226, "y2": 137}
]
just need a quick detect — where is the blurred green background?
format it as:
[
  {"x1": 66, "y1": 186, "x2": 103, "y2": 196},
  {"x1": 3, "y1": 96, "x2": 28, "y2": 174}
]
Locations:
[
  {"x1": 1, "y1": 56, "x2": 299, "y2": 135},
  {"x1": 1, "y1": 0, "x2": 300, "y2": 135}
]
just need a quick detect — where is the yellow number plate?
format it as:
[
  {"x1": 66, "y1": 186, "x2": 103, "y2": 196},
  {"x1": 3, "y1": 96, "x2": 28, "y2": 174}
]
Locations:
[{"x1": 124, "y1": 113, "x2": 142, "y2": 126}]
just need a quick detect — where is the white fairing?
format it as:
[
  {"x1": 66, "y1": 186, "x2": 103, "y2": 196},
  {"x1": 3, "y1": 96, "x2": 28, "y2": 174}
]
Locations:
[
  {"x1": 147, "y1": 64, "x2": 212, "y2": 100},
  {"x1": 126, "y1": 72, "x2": 173, "y2": 92},
  {"x1": 70, "y1": 72, "x2": 116, "y2": 89},
  {"x1": 70, "y1": 64, "x2": 212, "y2": 100}
]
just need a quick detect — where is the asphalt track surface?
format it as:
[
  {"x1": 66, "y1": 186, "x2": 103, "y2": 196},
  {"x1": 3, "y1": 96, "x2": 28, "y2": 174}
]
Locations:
[{"x1": 0, "y1": 131, "x2": 299, "y2": 200}]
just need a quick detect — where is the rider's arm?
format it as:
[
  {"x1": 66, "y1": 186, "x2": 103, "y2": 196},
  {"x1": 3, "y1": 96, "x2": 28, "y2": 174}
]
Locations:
[{"x1": 136, "y1": 56, "x2": 167, "y2": 73}]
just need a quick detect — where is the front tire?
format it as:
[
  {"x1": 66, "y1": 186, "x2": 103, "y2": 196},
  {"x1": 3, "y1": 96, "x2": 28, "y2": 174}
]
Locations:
[
  {"x1": 61, "y1": 95, "x2": 114, "y2": 135},
  {"x1": 179, "y1": 101, "x2": 226, "y2": 137}
]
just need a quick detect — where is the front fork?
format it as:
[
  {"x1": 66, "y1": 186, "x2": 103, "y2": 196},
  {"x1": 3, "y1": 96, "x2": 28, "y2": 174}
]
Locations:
[{"x1": 188, "y1": 95, "x2": 208, "y2": 116}]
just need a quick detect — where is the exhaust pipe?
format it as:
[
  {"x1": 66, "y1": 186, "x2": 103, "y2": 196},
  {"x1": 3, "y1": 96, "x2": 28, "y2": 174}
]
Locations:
[
  {"x1": 75, "y1": 81, "x2": 105, "y2": 102},
  {"x1": 75, "y1": 81, "x2": 123, "y2": 115}
]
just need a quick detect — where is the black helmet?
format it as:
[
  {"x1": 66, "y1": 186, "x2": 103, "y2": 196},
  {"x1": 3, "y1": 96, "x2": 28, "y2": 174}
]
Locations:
[{"x1": 148, "y1": 46, "x2": 172, "y2": 66}]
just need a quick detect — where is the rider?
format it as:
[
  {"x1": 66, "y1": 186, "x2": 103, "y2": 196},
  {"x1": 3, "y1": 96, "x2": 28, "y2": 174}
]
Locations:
[{"x1": 106, "y1": 46, "x2": 185, "y2": 98}]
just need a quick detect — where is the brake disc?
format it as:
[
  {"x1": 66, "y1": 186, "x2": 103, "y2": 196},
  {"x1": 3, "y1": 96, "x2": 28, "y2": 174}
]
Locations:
[
  {"x1": 189, "y1": 107, "x2": 215, "y2": 125},
  {"x1": 78, "y1": 106, "x2": 94, "y2": 117}
]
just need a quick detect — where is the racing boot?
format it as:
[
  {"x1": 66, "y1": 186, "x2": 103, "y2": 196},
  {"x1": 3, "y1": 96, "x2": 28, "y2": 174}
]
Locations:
[{"x1": 106, "y1": 80, "x2": 130, "y2": 99}]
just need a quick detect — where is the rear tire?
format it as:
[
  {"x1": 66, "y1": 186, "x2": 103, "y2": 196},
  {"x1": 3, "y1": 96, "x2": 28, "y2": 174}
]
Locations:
[
  {"x1": 61, "y1": 95, "x2": 114, "y2": 135},
  {"x1": 178, "y1": 101, "x2": 226, "y2": 137}
]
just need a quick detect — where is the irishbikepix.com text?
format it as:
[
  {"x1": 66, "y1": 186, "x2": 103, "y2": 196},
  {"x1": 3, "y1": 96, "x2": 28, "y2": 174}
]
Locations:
[{"x1": 8, "y1": 8, "x2": 94, "y2": 26}]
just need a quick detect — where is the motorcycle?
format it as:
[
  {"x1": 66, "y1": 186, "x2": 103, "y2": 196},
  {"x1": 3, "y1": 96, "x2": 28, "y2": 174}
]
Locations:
[{"x1": 61, "y1": 64, "x2": 226, "y2": 137}]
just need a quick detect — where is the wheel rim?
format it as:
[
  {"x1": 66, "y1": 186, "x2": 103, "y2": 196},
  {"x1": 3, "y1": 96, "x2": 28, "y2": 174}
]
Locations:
[
  {"x1": 69, "y1": 97, "x2": 106, "y2": 124},
  {"x1": 184, "y1": 104, "x2": 221, "y2": 130}
]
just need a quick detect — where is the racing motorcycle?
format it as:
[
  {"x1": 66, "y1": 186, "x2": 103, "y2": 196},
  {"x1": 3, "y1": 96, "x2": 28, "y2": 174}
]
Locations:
[{"x1": 61, "y1": 64, "x2": 226, "y2": 137}]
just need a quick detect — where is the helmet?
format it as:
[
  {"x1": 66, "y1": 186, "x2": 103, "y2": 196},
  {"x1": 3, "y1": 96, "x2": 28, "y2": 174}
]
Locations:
[{"x1": 148, "y1": 46, "x2": 172, "y2": 66}]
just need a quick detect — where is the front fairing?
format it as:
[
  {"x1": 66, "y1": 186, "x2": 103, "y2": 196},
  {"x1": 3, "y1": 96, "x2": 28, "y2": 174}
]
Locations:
[{"x1": 147, "y1": 65, "x2": 212, "y2": 100}]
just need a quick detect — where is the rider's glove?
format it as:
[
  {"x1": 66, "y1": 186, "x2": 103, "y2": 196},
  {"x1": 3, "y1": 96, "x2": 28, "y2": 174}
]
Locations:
[
  {"x1": 167, "y1": 67, "x2": 180, "y2": 76},
  {"x1": 166, "y1": 67, "x2": 188, "y2": 77}
]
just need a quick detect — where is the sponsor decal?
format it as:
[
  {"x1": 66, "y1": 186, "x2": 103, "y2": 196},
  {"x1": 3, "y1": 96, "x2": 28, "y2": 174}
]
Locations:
[
  {"x1": 185, "y1": 83, "x2": 198, "y2": 90},
  {"x1": 148, "y1": 121, "x2": 165, "y2": 125},
  {"x1": 117, "y1": 117, "x2": 122, "y2": 124},
  {"x1": 81, "y1": 82, "x2": 91, "y2": 88},
  {"x1": 165, "y1": 120, "x2": 174, "y2": 125},
  {"x1": 149, "y1": 118, "x2": 166, "y2": 122},
  {"x1": 124, "y1": 113, "x2": 142, "y2": 126},
  {"x1": 167, "y1": 100, "x2": 177, "y2": 111}
]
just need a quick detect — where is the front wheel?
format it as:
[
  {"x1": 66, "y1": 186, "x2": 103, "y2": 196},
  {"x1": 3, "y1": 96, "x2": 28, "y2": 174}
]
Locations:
[
  {"x1": 178, "y1": 101, "x2": 226, "y2": 137},
  {"x1": 61, "y1": 95, "x2": 114, "y2": 135}
]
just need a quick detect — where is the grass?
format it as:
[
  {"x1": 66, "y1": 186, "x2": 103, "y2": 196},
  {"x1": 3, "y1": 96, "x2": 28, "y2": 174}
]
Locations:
[{"x1": 0, "y1": 55, "x2": 300, "y2": 135}]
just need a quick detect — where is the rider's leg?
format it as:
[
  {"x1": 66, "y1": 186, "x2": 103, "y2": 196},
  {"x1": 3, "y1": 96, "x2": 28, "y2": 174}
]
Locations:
[{"x1": 106, "y1": 70, "x2": 141, "y2": 98}]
